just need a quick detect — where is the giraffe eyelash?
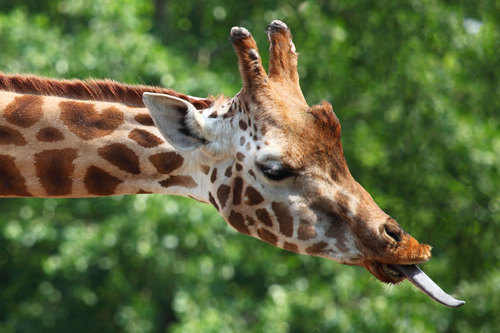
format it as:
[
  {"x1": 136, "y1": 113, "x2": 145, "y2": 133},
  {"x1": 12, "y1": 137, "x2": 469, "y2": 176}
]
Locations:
[{"x1": 257, "y1": 162, "x2": 296, "y2": 181}]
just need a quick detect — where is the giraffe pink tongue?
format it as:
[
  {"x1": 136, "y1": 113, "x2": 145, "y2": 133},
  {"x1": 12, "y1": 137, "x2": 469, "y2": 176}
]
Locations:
[{"x1": 395, "y1": 264, "x2": 465, "y2": 308}]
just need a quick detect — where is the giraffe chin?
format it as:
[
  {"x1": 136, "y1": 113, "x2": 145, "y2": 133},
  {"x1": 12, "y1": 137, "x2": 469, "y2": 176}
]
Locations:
[
  {"x1": 364, "y1": 261, "x2": 465, "y2": 308},
  {"x1": 364, "y1": 261, "x2": 406, "y2": 284}
]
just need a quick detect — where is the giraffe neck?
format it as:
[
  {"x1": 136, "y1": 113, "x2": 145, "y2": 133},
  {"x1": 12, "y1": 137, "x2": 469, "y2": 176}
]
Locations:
[{"x1": 0, "y1": 90, "x2": 214, "y2": 200}]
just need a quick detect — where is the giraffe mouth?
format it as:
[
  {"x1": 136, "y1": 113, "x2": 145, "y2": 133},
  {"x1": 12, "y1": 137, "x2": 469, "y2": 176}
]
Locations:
[{"x1": 367, "y1": 262, "x2": 465, "y2": 308}]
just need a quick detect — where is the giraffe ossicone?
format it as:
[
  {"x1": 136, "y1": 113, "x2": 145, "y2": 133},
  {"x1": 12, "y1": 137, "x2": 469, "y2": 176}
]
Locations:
[{"x1": 0, "y1": 21, "x2": 463, "y2": 307}]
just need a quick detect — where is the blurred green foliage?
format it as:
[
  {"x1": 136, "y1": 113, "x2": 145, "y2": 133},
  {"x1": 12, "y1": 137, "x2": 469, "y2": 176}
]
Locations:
[{"x1": 0, "y1": 0, "x2": 499, "y2": 332}]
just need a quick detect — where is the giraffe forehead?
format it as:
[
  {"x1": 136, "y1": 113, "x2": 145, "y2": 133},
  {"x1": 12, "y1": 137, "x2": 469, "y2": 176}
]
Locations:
[
  {"x1": 283, "y1": 125, "x2": 347, "y2": 179},
  {"x1": 241, "y1": 103, "x2": 343, "y2": 169}
]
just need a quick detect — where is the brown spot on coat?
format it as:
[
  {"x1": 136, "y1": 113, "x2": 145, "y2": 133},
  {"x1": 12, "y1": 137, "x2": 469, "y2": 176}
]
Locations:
[
  {"x1": 306, "y1": 242, "x2": 329, "y2": 255},
  {"x1": 236, "y1": 152, "x2": 245, "y2": 161},
  {"x1": 325, "y1": 213, "x2": 350, "y2": 252},
  {"x1": 137, "y1": 189, "x2": 152, "y2": 194},
  {"x1": 232, "y1": 176, "x2": 243, "y2": 205},
  {"x1": 239, "y1": 136, "x2": 245, "y2": 146},
  {"x1": 35, "y1": 148, "x2": 78, "y2": 196},
  {"x1": 84, "y1": 166, "x2": 123, "y2": 195},
  {"x1": 201, "y1": 165, "x2": 210, "y2": 175},
  {"x1": 248, "y1": 169, "x2": 256, "y2": 179},
  {"x1": 210, "y1": 168, "x2": 217, "y2": 183},
  {"x1": 227, "y1": 210, "x2": 250, "y2": 235},
  {"x1": 224, "y1": 166, "x2": 233, "y2": 177},
  {"x1": 60, "y1": 101, "x2": 124, "y2": 140},
  {"x1": 159, "y1": 175, "x2": 197, "y2": 188},
  {"x1": 235, "y1": 163, "x2": 243, "y2": 171},
  {"x1": 238, "y1": 120, "x2": 248, "y2": 130},
  {"x1": 298, "y1": 220, "x2": 317, "y2": 240},
  {"x1": 4, "y1": 95, "x2": 43, "y2": 128},
  {"x1": 244, "y1": 186, "x2": 263, "y2": 205},
  {"x1": 260, "y1": 122, "x2": 268, "y2": 135},
  {"x1": 0, "y1": 155, "x2": 31, "y2": 196},
  {"x1": 36, "y1": 127, "x2": 64, "y2": 142},
  {"x1": 256, "y1": 208, "x2": 273, "y2": 227},
  {"x1": 134, "y1": 113, "x2": 155, "y2": 126},
  {"x1": 217, "y1": 184, "x2": 230, "y2": 209},
  {"x1": 334, "y1": 192, "x2": 351, "y2": 217},
  {"x1": 98, "y1": 143, "x2": 141, "y2": 175},
  {"x1": 128, "y1": 129, "x2": 163, "y2": 148},
  {"x1": 272, "y1": 202, "x2": 294, "y2": 237},
  {"x1": 0, "y1": 126, "x2": 27, "y2": 145},
  {"x1": 257, "y1": 228, "x2": 277, "y2": 245},
  {"x1": 246, "y1": 215, "x2": 256, "y2": 226},
  {"x1": 283, "y1": 242, "x2": 299, "y2": 253},
  {"x1": 149, "y1": 152, "x2": 184, "y2": 174},
  {"x1": 209, "y1": 192, "x2": 219, "y2": 211}
]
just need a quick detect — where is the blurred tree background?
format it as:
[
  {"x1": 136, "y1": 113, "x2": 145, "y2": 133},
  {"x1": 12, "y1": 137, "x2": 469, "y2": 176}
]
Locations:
[{"x1": 0, "y1": 0, "x2": 499, "y2": 332}]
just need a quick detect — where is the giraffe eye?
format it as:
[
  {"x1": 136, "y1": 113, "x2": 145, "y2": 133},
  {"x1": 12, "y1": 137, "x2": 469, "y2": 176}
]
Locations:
[{"x1": 257, "y1": 162, "x2": 295, "y2": 181}]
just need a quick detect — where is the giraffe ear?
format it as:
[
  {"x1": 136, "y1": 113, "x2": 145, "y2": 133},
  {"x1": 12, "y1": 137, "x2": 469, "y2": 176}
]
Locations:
[{"x1": 143, "y1": 92, "x2": 207, "y2": 151}]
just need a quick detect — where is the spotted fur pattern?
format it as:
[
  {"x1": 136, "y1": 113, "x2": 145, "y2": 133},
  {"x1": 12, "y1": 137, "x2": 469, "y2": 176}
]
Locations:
[{"x1": 0, "y1": 91, "x2": 203, "y2": 198}]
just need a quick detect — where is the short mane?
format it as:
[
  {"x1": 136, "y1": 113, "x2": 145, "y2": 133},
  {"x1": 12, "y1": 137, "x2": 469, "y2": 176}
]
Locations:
[{"x1": 0, "y1": 73, "x2": 213, "y2": 109}]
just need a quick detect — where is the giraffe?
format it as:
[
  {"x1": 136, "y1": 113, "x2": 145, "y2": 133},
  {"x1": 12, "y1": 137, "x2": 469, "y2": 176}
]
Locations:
[{"x1": 0, "y1": 21, "x2": 463, "y2": 307}]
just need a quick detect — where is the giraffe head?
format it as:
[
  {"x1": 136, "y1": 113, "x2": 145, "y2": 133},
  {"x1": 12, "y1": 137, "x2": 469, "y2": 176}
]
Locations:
[{"x1": 143, "y1": 21, "x2": 463, "y2": 307}]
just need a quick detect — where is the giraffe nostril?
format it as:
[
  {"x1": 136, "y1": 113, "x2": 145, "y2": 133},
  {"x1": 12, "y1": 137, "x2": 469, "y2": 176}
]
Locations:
[{"x1": 384, "y1": 224, "x2": 402, "y2": 243}]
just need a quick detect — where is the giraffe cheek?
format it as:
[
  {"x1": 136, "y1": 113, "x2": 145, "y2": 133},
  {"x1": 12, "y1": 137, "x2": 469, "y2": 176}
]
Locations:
[
  {"x1": 244, "y1": 186, "x2": 264, "y2": 205},
  {"x1": 227, "y1": 210, "x2": 250, "y2": 235},
  {"x1": 231, "y1": 176, "x2": 244, "y2": 205},
  {"x1": 256, "y1": 208, "x2": 273, "y2": 227},
  {"x1": 271, "y1": 202, "x2": 293, "y2": 237},
  {"x1": 297, "y1": 221, "x2": 317, "y2": 241},
  {"x1": 282, "y1": 242, "x2": 299, "y2": 253},
  {"x1": 216, "y1": 184, "x2": 231, "y2": 209},
  {"x1": 207, "y1": 193, "x2": 219, "y2": 212},
  {"x1": 257, "y1": 227, "x2": 278, "y2": 245}
]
